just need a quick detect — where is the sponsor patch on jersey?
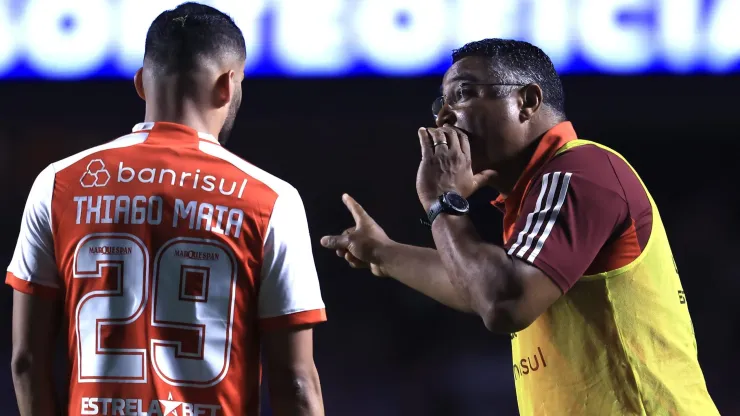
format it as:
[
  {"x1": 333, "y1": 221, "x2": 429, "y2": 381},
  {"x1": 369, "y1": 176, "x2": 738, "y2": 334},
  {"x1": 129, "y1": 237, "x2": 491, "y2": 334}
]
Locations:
[{"x1": 81, "y1": 393, "x2": 221, "y2": 416}]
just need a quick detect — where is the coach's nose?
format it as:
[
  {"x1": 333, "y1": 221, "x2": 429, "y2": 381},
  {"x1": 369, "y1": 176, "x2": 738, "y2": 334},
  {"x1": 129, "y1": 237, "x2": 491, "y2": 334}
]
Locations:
[{"x1": 435, "y1": 104, "x2": 456, "y2": 128}]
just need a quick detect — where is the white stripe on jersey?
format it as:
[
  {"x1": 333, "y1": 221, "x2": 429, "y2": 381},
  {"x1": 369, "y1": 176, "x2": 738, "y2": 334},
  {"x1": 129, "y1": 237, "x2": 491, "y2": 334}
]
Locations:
[
  {"x1": 508, "y1": 172, "x2": 572, "y2": 261},
  {"x1": 527, "y1": 173, "x2": 572, "y2": 262},
  {"x1": 516, "y1": 172, "x2": 562, "y2": 258},
  {"x1": 507, "y1": 173, "x2": 551, "y2": 256}
]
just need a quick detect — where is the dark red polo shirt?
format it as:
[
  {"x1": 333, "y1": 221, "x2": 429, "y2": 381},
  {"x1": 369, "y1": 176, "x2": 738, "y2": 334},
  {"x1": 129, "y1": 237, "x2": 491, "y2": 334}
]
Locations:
[{"x1": 493, "y1": 122, "x2": 653, "y2": 292}]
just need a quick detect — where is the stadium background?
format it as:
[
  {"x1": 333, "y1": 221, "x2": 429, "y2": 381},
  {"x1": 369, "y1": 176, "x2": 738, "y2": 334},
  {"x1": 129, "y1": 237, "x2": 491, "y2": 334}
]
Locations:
[{"x1": 0, "y1": 1, "x2": 738, "y2": 415}]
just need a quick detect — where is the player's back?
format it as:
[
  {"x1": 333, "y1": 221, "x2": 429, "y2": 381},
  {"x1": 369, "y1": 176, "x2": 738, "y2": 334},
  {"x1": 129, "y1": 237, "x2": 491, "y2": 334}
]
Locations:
[{"x1": 8, "y1": 122, "x2": 327, "y2": 416}]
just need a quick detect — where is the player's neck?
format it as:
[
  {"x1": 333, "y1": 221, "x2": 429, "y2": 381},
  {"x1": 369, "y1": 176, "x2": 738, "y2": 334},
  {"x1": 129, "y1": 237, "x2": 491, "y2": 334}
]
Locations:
[{"x1": 143, "y1": 102, "x2": 218, "y2": 138}]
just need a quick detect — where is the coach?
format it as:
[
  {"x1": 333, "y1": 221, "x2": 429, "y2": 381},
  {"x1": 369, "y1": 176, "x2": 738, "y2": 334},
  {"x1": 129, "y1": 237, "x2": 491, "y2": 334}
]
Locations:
[{"x1": 321, "y1": 38, "x2": 718, "y2": 415}]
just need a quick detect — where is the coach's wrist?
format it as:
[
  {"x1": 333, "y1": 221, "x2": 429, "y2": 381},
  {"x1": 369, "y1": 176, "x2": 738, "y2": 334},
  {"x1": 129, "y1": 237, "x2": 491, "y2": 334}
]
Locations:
[{"x1": 369, "y1": 240, "x2": 402, "y2": 278}]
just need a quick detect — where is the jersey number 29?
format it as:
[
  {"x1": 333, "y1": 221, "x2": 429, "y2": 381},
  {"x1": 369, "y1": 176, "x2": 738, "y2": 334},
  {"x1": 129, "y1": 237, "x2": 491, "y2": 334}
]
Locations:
[{"x1": 73, "y1": 233, "x2": 238, "y2": 388}]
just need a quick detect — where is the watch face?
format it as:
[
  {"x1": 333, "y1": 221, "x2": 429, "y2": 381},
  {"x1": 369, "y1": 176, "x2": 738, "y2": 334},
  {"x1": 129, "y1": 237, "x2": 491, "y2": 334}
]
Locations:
[{"x1": 445, "y1": 192, "x2": 469, "y2": 211}]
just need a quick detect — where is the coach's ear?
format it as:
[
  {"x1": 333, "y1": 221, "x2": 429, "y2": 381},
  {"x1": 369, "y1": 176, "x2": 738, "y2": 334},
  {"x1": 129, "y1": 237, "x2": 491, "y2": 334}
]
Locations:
[
  {"x1": 519, "y1": 83, "x2": 543, "y2": 122},
  {"x1": 134, "y1": 67, "x2": 146, "y2": 100}
]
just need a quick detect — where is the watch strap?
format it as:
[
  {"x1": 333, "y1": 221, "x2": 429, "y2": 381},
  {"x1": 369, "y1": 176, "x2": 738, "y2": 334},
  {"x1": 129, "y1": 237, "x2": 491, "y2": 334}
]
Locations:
[{"x1": 426, "y1": 197, "x2": 445, "y2": 225}]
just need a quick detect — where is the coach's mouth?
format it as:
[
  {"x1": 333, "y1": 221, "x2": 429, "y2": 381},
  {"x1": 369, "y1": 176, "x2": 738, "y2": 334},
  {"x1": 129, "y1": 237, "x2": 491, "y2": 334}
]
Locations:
[{"x1": 444, "y1": 124, "x2": 476, "y2": 140}]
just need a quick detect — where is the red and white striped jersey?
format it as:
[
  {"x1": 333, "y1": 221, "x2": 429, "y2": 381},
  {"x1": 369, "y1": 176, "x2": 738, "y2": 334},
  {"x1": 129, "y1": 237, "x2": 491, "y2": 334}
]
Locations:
[{"x1": 6, "y1": 122, "x2": 327, "y2": 416}]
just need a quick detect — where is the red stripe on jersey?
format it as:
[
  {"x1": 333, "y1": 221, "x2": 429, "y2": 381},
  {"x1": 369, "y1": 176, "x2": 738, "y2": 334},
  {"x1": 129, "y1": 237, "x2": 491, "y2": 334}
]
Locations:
[
  {"x1": 259, "y1": 309, "x2": 327, "y2": 331},
  {"x1": 6, "y1": 272, "x2": 60, "y2": 299}
]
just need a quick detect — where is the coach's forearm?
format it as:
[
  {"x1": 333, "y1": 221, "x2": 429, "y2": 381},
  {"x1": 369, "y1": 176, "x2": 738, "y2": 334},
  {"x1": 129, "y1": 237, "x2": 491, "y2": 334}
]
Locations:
[
  {"x1": 375, "y1": 242, "x2": 475, "y2": 313},
  {"x1": 431, "y1": 214, "x2": 518, "y2": 331},
  {"x1": 11, "y1": 354, "x2": 58, "y2": 416}
]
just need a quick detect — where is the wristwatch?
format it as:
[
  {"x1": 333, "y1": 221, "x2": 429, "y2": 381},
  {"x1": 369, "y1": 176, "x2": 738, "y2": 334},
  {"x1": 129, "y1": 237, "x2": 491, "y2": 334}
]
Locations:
[{"x1": 426, "y1": 191, "x2": 470, "y2": 225}]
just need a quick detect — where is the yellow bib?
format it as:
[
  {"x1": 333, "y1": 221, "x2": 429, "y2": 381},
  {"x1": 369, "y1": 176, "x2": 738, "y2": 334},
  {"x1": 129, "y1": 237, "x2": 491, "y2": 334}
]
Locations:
[{"x1": 512, "y1": 140, "x2": 719, "y2": 415}]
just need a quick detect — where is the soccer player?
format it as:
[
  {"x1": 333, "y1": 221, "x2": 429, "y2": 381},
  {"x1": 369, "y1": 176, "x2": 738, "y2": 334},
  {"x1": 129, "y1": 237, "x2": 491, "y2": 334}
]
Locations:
[
  {"x1": 7, "y1": 3, "x2": 326, "y2": 416},
  {"x1": 321, "y1": 39, "x2": 719, "y2": 415}
]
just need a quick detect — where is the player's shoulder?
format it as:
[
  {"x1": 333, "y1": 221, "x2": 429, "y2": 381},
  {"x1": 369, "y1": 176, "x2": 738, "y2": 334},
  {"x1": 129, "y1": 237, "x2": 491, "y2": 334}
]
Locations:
[
  {"x1": 49, "y1": 131, "x2": 149, "y2": 175},
  {"x1": 26, "y1": 131, "x2": 148, "y2": 194},
  {"x1": 197, "y1": 141, "x2": 302, "y2": 202}
]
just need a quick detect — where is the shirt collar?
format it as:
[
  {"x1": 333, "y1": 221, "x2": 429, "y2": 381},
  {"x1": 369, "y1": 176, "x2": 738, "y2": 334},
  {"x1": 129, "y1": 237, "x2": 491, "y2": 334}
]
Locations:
[
  {"x1": 492, "y1": 121, "x2": 577, "y2": 213},
  {"x1": 132, "y1": 122, "x2": 219, "y2": 144}
]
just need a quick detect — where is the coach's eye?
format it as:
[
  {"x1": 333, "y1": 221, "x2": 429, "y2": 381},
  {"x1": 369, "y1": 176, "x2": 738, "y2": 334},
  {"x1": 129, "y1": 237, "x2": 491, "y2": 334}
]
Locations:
[{"x1": 456, "y1": 85, "x2": 476, "y2": 102}]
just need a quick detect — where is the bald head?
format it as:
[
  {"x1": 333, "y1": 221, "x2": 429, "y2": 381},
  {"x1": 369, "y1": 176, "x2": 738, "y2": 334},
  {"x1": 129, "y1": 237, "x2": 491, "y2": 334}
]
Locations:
[{"x1": 144, "y1": 2, "x2": 246, "y2": 76}]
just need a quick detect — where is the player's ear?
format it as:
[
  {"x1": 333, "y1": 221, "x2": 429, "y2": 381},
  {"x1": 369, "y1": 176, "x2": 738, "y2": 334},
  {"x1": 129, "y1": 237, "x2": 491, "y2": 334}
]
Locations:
[
  {"x1": 134, "y1": 67, "x2": 146, "y2": 101},
  {"x1": 213, "y1": 70, "x2": 234, "y2": 108},
  {"x1": 518, "y1": 83, "x2": 543, "y2": 122}
]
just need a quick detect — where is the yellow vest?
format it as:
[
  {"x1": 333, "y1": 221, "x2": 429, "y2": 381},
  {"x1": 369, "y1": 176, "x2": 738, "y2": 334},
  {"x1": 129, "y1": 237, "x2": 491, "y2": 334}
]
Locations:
[{"x1": 511, "y1": 140, "x2": 719, "y2": 416}]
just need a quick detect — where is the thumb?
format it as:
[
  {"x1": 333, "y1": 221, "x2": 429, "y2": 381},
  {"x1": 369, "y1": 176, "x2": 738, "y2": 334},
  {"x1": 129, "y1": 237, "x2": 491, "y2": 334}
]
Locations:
[
  {"x1": 320, "y1": 233, "x2": 350, "y2": 250},
  {"x1": 342, "y1": 194, "x2": 370, "y2": 225},
  {"x1": 471, "y1": 170, "x2": 497, "y2": 193}
]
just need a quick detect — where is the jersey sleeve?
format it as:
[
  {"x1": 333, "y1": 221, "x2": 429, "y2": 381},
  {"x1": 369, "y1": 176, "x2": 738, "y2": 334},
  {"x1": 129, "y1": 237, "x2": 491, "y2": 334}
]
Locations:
[
  {"x1": 503, "y1": 164, "x2": 629, "y2": 292},
  {"x1": 258, "y1": 186, "x2": 326, "y2": 331},
  {"x1": 6, "y1": 164, "x2": 60, "y2": 298}
]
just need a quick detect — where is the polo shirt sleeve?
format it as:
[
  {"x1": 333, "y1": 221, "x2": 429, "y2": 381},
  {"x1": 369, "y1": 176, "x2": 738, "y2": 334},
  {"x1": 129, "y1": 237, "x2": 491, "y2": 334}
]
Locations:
[{"x1": 502, "y1": 149, "x2": 630, "y2": 292}]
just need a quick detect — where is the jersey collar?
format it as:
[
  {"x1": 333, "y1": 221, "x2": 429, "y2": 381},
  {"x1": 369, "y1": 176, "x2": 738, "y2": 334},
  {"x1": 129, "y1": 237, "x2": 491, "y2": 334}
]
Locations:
[
  {"x1": 132, "y1": 122, "x2": 220, "y2": 144},
  {"x1": 492, "y1": 121, "x2": 577, "y2": 214}
]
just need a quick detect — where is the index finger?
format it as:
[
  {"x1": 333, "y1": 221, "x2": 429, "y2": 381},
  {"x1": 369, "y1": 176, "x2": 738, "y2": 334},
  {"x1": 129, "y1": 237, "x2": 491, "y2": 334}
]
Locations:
[
  {"x1": 417, "y1": 128, "x2": 433, "y2": 159},
  {"x1": 342, "y1": 194, "x2": 368, "y2": 225}
]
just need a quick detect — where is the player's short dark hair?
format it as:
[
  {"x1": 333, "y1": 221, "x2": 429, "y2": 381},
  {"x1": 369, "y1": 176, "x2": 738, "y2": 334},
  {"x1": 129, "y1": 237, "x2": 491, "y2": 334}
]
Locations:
[
  {"x1": 452, "y1": 39, "x2": 565, "y2": 116},
  {"x1": 144, "y1": 2, "x2": 246, "y2": 74}
]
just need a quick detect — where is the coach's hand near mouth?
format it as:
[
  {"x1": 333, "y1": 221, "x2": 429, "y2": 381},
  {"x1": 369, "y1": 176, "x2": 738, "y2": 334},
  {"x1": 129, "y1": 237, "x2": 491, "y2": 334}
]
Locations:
[{"x1": 416, "y1": 125, "x2": 496, "y2": 211}]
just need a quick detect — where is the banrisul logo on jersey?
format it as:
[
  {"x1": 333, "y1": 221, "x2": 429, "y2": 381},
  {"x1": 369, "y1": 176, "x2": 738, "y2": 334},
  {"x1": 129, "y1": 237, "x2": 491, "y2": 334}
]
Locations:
[
  {"x1": 73, "y1": 160, "x2": 248, "y2": 239},
  {"x1": 81, "y1": 393, "x2": 221, "y2": 415},
  {"x1": 117, "y1": 161, "x2": 248, "y2": 198},
  {"x1": 79, "y1": 159, "x2": 248, "y2": 199},
  {"x1": 80, "y1": 159, "x2": 111, "y2": 188}
]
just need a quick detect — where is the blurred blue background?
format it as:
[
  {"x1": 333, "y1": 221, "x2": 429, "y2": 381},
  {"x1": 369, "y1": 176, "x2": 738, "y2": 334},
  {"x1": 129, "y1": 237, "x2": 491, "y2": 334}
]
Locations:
[
  {"x1": 1, "y1": 1, "x2": 739, "y2": 415},
  {"x1": 0, "y1": 0, "x2": 739, "y2": 79}
]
